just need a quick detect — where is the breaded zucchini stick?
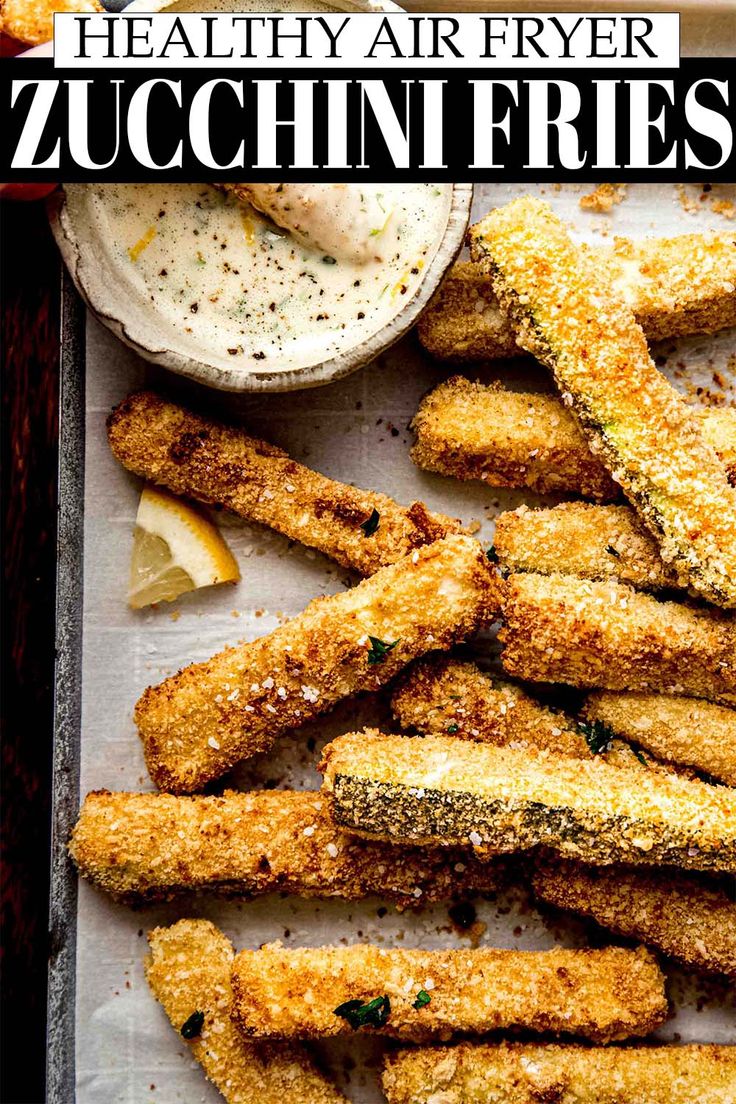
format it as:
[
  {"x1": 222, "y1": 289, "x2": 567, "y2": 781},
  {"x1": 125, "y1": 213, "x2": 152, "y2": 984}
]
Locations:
[
  {"x1": 108, "y1": 391, "x2": 461, "y2": 577},
  {"x1": 532, "y1": 860, "x2": 736, "y2": 979},
  {"x1": 1, "y1": 0, "x2": 102, "y2": 47},
  {"x1": 382, "y1": 1042, "x2": 736, "y2": 1104},
  {"x1": 69, "y1": 789, "x2": 506, "y2": 906},
  {"x1": 584, "y1": 691, "x2": 736, "y2": 786},
  {"x1": 136, "y1": 535, "x2": 498, "y2": 793},
  {"x1": 320, "y1": 730, "x2": 736, "y2": 872},
  {"x1": 494, "y1": 503, "x2": 680, "y2": 592},
  {"x1": 145, "y1": 919, "x2": 347, "y2": 1104},
  {"x1": 417, "y1": 230, "x2": 736, "y2": 362},
  {"x1": 230, "y1": 943, "x2": 666, "y2": 1044},
  {"x1": 410, "y1": 377, "x2": 736, "y2": 501},
  {"x1": 500, "y1": 573, "x2": 736, "y2": 706},
  {"x1": 392, "y1": 658, "x2": 681, "y2": 775},
  {"x1": 470, "y1": 198, "x2": 736, "y2": 608}
]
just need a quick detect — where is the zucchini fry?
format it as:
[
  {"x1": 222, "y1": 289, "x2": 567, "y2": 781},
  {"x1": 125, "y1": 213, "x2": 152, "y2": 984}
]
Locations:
[
  {"x1": 108, "y1": 391, "x2": 461, "y2": 577},
  {"x1": 391, "y1": 657, "x2": 588, "y2": 754},
  {"x1": 532, "y1": 860, "x2": 736, "y2": 979},
  {"x1": 145, "y1": 919, "x2": 347, "y2": 1104},
  {"x1": 417, "y1": 230, "x2": 736, "y2": 362},
  {"x1": 583, "y1": 691, "x2": 736, "y2": 786},
  {"x1": 320, "y1": 730, "x2": 736, "y2": 872},
  {"x1": 470, "y1": 197, "x2": 736, "y2": 608},
  {"x1": 500, "y1": 573, "x2": 736, "y2": 706},
  {"x1": 69, "y1": 789, "x2": 505, "y2": 906},
  {"x1": 391, "y1": 658, "x2": 678, "y2": 774},
  {"x1": 136, "y1": 535, "x2": 498, "y2": 793},
  {"x1": 383, "y1": 1042, "x2": 736, "y2": 1104},
  {"x1": 494, "y1": 503, "x2": 679, "y2": 592},
  {"x1": 230, "y1": 942, "x2": 666, "y2": 1044},
  {"x1": 410, "y1": 377, "x2": 736, "y2": 501}
]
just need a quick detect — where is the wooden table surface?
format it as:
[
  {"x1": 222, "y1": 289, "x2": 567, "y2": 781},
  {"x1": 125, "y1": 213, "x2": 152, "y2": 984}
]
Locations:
[{"x1": 2, "y1": 195, "x2": 61, "y2": 1104}]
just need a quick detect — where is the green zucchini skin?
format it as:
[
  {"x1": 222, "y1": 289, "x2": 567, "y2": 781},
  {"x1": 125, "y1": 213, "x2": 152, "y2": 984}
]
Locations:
[{"x1": 329, "y1": 774, "x2": 736, "y2": 875}]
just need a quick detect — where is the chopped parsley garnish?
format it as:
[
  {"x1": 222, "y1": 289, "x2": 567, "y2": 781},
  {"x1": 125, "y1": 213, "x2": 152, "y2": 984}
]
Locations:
[
  {"x1": 360, "y1": 508, "x2": 380, "y2": 537},
  {"x1": 334, "y1": 995, "x2": 391, "y2": 1030},
  {"x1": 632, "y1": 746, "x2": 649, "y2": 767},
  {"x1": 486, "y1": 546, "x2": 499, "y2": 563},
  {"x1": 446, "y1": 724, "x2": 459, "y2": 733},
  {"x1": 367, "y1": 636, "x2": 400, "y2": 664},
  {"x1": 606, "y1": 545, "x2": 621, "y2": 558},
  {"x1": 413, "y1": 990, "x2": 431, "y2": 1009},
  {"x1": 180, "y1": 1010, "x2": 205, "y2": 1039},
  {"x1": 577, "y1": 719, "x2": 616, "y2": 755},
  {"x1": 322, "y1": 255, "x2": 337, "y2": 265}
]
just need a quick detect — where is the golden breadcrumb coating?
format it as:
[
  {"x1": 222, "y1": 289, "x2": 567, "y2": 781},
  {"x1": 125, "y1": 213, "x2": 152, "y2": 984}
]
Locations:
[
  {"x1": 494, "y1": 503, "x2": 680, "y2": 592},
  {"x1": 136, "y1": 535, "x2": 498, "y2": 793},
  {"x1": 382, "y1": 1042, "x2": 736, "y2": 1104},
  {"x1": 1, "y1": 0, "x2": 101, "y2": 46},
  {"x1": 108, "y1": 391, "x2": 461, "y2": 577},
  {"x1": 320, "y1": 730, "x2": 736, "y2": 872},
  {"x1": 417, "y1": 230, "x2": 736, "y2": 362},
  {"x1": 500, "y1": 573, "x2": 736, "y2": 706},
  {"x1": 410, "y1": 377, "x2": 736, "y2": 502},
  {"x1": 470, "y1": 197, "x2": 736, "y2": 608},
  {"x1": 145, "y1": 920, "x2": 346, "y2": 1104},
  {"x1": 532, "y1": 860, "x2": 736, "y2": 980},
  {"x1": 69, "y1": 789, "x2": 506, "y2": 906},
  {"x1": 584, "y1": 691, "x2": 736, "y2": 786},
  {"x1": 392, "y1": 656, "x2": 587, "y2": 754},
  {"x1": 230, "y1": 942, "x2": 666, "y2": 1044},
  {"x1": 390, "y1": 657, "x2": 668, "y2": 774}
]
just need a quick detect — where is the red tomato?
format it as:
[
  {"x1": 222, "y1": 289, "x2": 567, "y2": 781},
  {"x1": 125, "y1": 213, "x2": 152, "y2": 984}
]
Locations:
[{"x1": 0, "y1": 183, "x2": 59, "y2": 202}]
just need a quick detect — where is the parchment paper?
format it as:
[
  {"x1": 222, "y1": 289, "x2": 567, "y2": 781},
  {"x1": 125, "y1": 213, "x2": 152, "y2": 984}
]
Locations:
[{"x1": 75, "y1": 182, "x2": 736, "y2": 1102}]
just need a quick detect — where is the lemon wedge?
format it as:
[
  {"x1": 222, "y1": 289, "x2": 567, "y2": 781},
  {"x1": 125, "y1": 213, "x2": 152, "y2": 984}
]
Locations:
[{"x1": 128, "y1": 485, "x2": 240, "y2": 609}]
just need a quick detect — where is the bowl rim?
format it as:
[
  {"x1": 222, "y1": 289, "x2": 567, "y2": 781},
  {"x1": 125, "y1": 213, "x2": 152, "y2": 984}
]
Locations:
[{"x1": 51, "y1": 180, "x2": 473, "y2": 392}]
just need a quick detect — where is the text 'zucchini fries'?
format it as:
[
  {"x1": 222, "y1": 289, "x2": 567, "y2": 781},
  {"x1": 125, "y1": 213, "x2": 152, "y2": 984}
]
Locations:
[
  {"x1": 470, "y1": 197, "x2": 736, "y2": 608},
  {"x1": 391, "y1": 656, "x2": 647, "y2": 771},
  {"x1": 584, "y1": 691, "x2": 736, "y2": 786},
  {"x1": 494, "y1": 503, "x2": 680, "y2": 593},
  {"x1": 532, "y1": 860, "x2": 736, "y2": 980},
  {"x1": 145, "y1": 920, "x2": 346, "y2": 1104},
  {"x1": 136, "y1": 535, "x2": 498, "y2": 793},
  {"x1": 410, "y1": 377, "x2": 736, "y2": 502},
  {"x1": 500, "y1": 573, "x2": 736, "y2": 706},
  {"x1": 69, "y1": 789, "x2": 506, "y2": 906},
  {"x1": 320, "y1": 731, "x2": 736, "y2": 872},
  {"x1": 108, "y1": 391, "x2": 462, "y2": 577},
  {"x1": 230, "y1": 943, "x2": 666, "y2": 1044},
  {"x1": 382, "y1": 1043, "x2": 736, "y2": 1104},
  {"x1": 417, "y1": 230, "x2": 736, "y2": 362}
]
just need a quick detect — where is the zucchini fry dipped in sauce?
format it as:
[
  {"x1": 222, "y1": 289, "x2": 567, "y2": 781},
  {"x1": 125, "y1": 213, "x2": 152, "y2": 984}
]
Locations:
[
  {"x1": 320, "y1": 730, "x2": 736, "y2": 873},
  {"x1": 493, "y1": 503, "x2": 681, "y2": 593},
  {"x1": 532, "y1": 861, "x2": 736, "y2": 980},
  {"x1": 417, "y1": 230, "x2": 736, "y2": 362},
  {"x1": 499, "y1": 573, "x2": 736, "y2": 706},
  {"x1": 470, "y1": 197, "x2": 736, "y2": 608},
  {"x1": 410, "y1": 377, "x2": 736, "y2": 502},
  {"x1": 136, "y1": 535, "x2": 498, "y2": 793},
  {"x1": 69, "y1": 789, "x2": 506, "y2": 906},
  {"x1": 145, "y1": 920, "x2": 347, "y2": 1104},
  {"x1": 108, "y1": 391, "x2": 461, "y2": 578},
  {"x1": 230, "y1": 943, "x2": 666, "y2": 1044},
  {"x1": 383, "y1": 1043, "x2": 736, "y2": 1104},
  {"x1": 221, "y1": 184, "x2": 393, "y2": 264},
  {"x1": 391, "y1": 657, "x2": 650, "y2": 770},
  {"x1": 583, "y1": 691, "x2": 736, "y2": 786}
]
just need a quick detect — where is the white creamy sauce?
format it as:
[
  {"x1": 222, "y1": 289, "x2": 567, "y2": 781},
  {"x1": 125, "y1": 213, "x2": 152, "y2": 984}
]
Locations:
[{"x1": 79, "y1": 181, "x2": 451, "y2": 373}]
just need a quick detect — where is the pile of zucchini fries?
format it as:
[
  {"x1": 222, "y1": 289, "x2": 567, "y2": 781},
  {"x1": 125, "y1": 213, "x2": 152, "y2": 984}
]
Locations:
[{"x1": 72, "y1": 198, "x2": 736, "y2": 1103}]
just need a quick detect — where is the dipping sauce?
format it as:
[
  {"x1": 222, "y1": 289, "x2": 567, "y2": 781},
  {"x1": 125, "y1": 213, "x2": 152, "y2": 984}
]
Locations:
[{"x1": 65, "y1": 182, "x2": 452, "y2": 373}]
